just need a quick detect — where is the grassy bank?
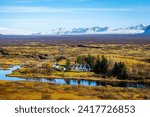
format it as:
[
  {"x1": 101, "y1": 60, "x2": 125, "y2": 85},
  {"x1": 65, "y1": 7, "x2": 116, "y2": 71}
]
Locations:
[
  {"x1": 8, "y1": 67, "x2": 150, "y2": 84},
  {"x1": 0, "y1": 80, "x2": 149, "y2": 100}
]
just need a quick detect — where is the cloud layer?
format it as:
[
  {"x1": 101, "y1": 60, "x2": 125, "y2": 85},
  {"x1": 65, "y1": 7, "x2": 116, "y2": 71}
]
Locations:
[{"x1": 0, "y1": 6, "x2": 131, "y2": 13}]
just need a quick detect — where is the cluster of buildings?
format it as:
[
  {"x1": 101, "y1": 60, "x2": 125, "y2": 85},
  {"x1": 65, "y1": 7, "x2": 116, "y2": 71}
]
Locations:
[{"x1": 53, "y1": 62, "x2": 91, "y2": 72}]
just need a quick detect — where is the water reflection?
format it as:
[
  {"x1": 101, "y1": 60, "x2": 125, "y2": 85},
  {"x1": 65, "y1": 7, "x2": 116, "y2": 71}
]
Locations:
[
  {"x1": 0, "y1": 65, "x2": 149, "y2": 89},
  {"x1": 24, "y1": 77, "x2": 149, "y2": 89},
  {"x1": 126, "y1": 83, "x2": 145, "y2": 88}
]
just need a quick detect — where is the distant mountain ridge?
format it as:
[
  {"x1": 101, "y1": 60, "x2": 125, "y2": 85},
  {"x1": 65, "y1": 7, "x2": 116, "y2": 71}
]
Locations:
[
  {"x1": 144, "y1": 25, "x2": 150, "y2": 34},
  {"x1": 0, "y1": 24, "x2": 148, "y2": 35},
  {"x1": 48, "y1": 24, "x2": 147, "y2": 35}
]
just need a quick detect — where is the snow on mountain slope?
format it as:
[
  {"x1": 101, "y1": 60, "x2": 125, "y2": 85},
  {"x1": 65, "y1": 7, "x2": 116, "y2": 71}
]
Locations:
[
  {"x1": 48, "y1": 24, "x2": 147, "y2": 35},
  {"x1": 0, "y1": 27, "x2": 32, "y2": 35},
  {"x1": 0, "y1": 24, "x2": 147, "y2": 35},
  {"x1": 144, "y1": 25, "x2": 150, "y2": 34}
]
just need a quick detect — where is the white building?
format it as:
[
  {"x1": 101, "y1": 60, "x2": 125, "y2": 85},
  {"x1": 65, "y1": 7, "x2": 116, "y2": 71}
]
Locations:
[
  {"x1": 53, "y1": 63, "x2": 67, "y2": 71},
  {"x1": 53, "y1": 63, "x2": 60, "y2": 69},
  {"x1": 70, "y1": 64, "x2": 91, "y2": 72},
  {"x1": 53, "y1": 62, "x2": 91, "y2": 72}
]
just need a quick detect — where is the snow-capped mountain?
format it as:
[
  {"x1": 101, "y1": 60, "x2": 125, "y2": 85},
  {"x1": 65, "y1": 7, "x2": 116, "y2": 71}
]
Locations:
[
  {"x1": 0, "y1": 24, "x2": 148, "y2": 35},
  {"x1": 49, "y1": 27, "x2": 110, "y2": 35},
  {"x1": 48, "y1": 24, "x2": 147, "y2": 35},
  {"x1": 144, "y1": 25, "x2": 150, "y2": 34}
]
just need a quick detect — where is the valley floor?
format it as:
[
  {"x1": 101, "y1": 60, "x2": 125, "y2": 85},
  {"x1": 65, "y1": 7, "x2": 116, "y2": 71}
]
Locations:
[{"x1": 0, "y1": 42, "x2": 150, "y2": 100}]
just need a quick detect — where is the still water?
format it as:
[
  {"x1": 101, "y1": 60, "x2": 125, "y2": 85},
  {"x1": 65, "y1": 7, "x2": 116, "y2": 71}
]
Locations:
[{"x1": 0, "y1": 65, "x2": 149, "y2": 89}]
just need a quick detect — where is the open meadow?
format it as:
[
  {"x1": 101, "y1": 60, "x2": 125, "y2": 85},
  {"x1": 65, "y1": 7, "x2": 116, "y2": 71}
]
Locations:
[{"x1": 0, "y1": 35, "x2": 150, "y2": 100}]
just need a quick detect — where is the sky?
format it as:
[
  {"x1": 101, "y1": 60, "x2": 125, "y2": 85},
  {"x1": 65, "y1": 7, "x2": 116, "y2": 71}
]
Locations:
[{"x1": 0, "y1": 0, "x2": 150, "y2": 33}]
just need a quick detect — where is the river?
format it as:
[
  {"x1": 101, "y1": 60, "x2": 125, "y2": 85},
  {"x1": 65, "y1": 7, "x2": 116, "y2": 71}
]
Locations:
[{"x1": 0, "y1": 65, "x2": 149, "y2": 89}]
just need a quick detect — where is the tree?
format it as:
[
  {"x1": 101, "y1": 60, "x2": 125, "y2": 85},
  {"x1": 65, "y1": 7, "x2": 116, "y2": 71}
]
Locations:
[
  {"x1": 66, "y1": 59, "x2": 71, "y2": 67},
  {"x1": 112, "y1": 62, "x2": 127, "y2": 79},
  {"x1": 85, "y1": 54, "x2": 96, "y2": 70},
  {"x1": 112, "y1": 62, "x2": 118, "y2": 76},
  {"x1": 76, "y1": 55, "x2": 85, "y2": 64},
  {"x1": 99, "y1": 55, "x2": 108, "y2": 74},
  {"x1": 93, "y1": 55, "x2": 101, "y2": 74},
  {"x1": 94, "y1": 55, "x2": 108, "y2": 74},
  {"x1": 66, "y1": 59, "x2": 71, "y2": 71}
]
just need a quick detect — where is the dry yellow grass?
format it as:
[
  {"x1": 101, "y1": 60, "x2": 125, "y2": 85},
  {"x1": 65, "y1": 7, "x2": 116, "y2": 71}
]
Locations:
[
  {"x1": 0, "y1": 44, "x2": 150, "y2": 100},
  {"x1": 0, "y1": 80, "x2": 149, "y2": 100},
  {"x1": 1, "y1": 44, "x2": 150, "y2": 81}
]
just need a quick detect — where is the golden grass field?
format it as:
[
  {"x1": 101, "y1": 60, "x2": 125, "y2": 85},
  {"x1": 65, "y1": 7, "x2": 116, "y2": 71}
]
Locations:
[
  {"x1": 0, "y1": 43, "x2": 150, "y2": 100},
  {"x1": 1, "y1": 44, "x2": 150, "y2": 80},
  {"x1": 0, "y1": 80, "x2": 149, "y2": 100}
]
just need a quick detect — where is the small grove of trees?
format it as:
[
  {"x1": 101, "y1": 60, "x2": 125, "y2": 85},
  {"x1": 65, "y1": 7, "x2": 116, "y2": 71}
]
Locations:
[
  {"x1": 76, "y1": 54, "x2": 96, "y2": 70},
  {"x1": 76, "y1": 54, "x2": 108, "y2": 74},
  {"x1": 76, "y1": 54, "x2": 127, "y2": 79},
  {"x1": 76, "y1": 55, "x2": 86, "y2": 64},
  {"x1": 112, "y1": 62, "x2": 127, "y2": 79},
  {"x1": 94, "y1": 55, "x2": 108, "y2": 74}
]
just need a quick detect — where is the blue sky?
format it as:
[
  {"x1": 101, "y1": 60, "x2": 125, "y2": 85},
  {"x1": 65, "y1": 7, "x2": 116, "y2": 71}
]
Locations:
[{"x1": 0, "y1": 0, "x2": 150, "y2": 33}]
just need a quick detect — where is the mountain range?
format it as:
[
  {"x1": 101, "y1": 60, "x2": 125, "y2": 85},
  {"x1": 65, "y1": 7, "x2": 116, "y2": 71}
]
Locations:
[
  {"x1": 144, "y1": 25, "x2": 150, "y2": 34},
  {"x1": 0, "y1": 24, "x2": 150, "y2": 35}
]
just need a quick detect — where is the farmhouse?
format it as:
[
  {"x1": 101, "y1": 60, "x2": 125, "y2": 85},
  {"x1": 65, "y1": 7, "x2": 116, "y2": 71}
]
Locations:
[
  {"x1": 53, "y1": 62, "x2": 91, "y2": 72},
  {"x1": 70, "y1": 64, "x2": 91, "y2": 72}
]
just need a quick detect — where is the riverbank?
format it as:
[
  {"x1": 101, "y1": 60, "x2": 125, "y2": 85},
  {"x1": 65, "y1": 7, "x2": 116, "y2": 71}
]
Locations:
[
  {"x1": 8, "y1": 69, "x2": 150, "y2": 85},
  {"x1": 0, "y1": 80, "x2": 149, "y2": 100}
]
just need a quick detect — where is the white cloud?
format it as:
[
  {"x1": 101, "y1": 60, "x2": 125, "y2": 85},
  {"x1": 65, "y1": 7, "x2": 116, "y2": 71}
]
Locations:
[
  {"x1": 0, "y1": 27, "x2": 32, "y2": 35},
  {"x1": 0, "y1": 6, "x2": 131, "y2": 13},
  {"x1": 0, "y1": 6, "x2": 69, "y2": 13}
]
